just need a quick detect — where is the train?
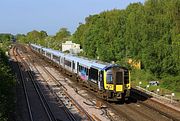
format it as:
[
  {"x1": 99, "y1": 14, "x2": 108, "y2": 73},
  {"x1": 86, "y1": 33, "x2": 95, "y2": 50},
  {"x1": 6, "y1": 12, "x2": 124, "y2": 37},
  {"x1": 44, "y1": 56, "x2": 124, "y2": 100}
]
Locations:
[{"x1": 30, "y1": 43, "x2": 131, "y2": 101}]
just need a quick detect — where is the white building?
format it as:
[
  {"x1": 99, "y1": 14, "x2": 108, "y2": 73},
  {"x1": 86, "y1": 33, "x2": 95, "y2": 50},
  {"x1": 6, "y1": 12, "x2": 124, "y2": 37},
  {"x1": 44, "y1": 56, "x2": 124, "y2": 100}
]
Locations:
[{"x1": 62, "y1": 41, "x2": 82, "y2": 54}]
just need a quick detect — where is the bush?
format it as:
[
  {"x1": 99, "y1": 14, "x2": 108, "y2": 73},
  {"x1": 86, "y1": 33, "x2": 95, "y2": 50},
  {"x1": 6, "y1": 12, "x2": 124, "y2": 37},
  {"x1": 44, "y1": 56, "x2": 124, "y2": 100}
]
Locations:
[
  {"x1": 161, "y1": 75, "x2": 180, "y2": 92},
  {"x1": 0, "y1": 50, "x2": 15, "y2": 121},
  {"x1": 131, "y1": 69, "x2": 156, "y2": 82}
]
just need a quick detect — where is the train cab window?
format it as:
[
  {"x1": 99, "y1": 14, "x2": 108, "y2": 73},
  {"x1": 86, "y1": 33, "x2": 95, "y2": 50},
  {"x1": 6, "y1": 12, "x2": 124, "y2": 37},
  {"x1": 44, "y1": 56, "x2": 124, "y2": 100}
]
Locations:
[
  {"x1": 106, "y1": 70, "x2": 113, "y2": 84},
  {"x1": 116, "y1": 72, "x2": 123, "y2": 85}
]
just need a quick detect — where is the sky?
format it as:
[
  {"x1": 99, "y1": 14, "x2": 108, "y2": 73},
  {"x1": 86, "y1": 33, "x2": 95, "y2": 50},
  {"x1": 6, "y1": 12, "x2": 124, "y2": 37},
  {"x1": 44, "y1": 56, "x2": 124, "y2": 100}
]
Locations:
[{"x1": 0, "y1": 0, "x2": 145, "y2": 35}]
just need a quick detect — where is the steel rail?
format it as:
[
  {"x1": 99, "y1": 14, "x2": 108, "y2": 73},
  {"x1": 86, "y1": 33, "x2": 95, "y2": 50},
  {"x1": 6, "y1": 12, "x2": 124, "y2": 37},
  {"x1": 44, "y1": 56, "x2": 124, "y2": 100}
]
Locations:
[
  {"x1": 12, "y1": 46, "x2": 34, "y2": 121},
  {"x1": 38, "y1": 62, "x2": 93, "y2": 121},
  {"x1": 27, "y1": 46, "x2": 94, "y2": 121},
  {"x1": 131, "y1": 88, "x2": 180, "y2": 121},
  {"x1": 27, "y1": 55, "x2": 78, "y2": 121},
  {"x1": 15, "y1": 45, "x2": 57, "y2": 121},
  {"x1": 21, "y1": 58, "x2": 56, "y2": 121}
]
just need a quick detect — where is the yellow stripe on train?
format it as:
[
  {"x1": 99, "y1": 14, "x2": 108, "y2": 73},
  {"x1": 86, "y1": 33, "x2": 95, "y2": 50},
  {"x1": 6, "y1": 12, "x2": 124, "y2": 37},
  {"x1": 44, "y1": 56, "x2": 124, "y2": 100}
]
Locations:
[{"x1": 116, "y1": 85, "x2": 123, "y2": 92}]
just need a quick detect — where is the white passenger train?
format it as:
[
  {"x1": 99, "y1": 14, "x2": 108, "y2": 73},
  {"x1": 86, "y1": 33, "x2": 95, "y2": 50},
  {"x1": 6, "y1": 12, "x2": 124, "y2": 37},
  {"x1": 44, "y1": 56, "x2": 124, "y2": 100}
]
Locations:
[{"x1": 30, "y1": 43, "x2": 131, "y2": 101}]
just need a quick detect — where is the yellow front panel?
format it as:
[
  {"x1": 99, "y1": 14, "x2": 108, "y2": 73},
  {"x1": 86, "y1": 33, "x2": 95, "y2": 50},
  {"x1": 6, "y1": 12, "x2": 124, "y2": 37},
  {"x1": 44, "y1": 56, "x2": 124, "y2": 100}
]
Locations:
[
  {"x1": 116, "y1": 85, "x2": 123, "y2": 92},
  {"x1": 104, "y1": 71, "x2": 114, "y2": 90}
]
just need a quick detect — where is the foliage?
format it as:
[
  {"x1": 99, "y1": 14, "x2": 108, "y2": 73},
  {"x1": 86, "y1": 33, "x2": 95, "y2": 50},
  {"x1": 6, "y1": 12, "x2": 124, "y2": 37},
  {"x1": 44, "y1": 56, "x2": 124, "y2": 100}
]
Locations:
[
  {"x1": 0, "y1": 34, "x2": 13, "y2": 43},
  {"x1": 73, "y1": 0, "x2": 179, "y2": 73},
  {"x1": 54, "y1": 28, "x2": 71, "y2": 42},
  {"x1": 0, "y1": 34, "x2": 13, "y2": 51},
  {"x1": 16, "y1": 34, "x2": 27, "y2": 44},
  {"x1": 53, "y1": 28, "x2": 71, "y2": 50},
  {"x1": 131, "y1": 69, "x2": 156, "y2": 83},
  {"x1": 0, "y1": 39, "x2": 15, "y2": 121},
  {"x1": 161, "y1": 75, "x2": 180, "y2": 92},
  {"x1": 16, "y1": 28, "x2": 71, "y2": 51}
]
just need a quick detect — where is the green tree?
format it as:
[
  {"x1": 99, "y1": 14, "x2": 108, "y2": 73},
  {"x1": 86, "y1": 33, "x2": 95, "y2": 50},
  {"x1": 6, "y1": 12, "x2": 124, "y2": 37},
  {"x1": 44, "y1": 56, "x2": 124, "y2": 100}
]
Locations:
[{"x1": 54, "y1": 28, "x2": 71, "y2": 42}]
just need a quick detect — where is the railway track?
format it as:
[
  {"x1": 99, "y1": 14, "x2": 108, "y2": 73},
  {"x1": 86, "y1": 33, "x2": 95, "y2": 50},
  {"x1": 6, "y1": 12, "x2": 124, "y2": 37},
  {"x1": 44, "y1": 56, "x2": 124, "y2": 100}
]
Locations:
[
  {"x1": 12, "y1": 47, "x2": 33, "y2": 121},
  {"x1": 12, "y1": 46, "x2": 56, "y2": 121},
  {"x1": 12, "y1": 44, "x2": 180, "y2": 121},
  {"x1": 15, "y1": 44, "x2": 95, "y2": 121},
  {"x1": 26, "y1": 45, "x2": 94, "y2": 121},
  {"x1": 130, "y1": 89, "x2": 180, "y2": 121},
  {"x1": 78, "y1": 85, "x2": 180, "y2": 121}
]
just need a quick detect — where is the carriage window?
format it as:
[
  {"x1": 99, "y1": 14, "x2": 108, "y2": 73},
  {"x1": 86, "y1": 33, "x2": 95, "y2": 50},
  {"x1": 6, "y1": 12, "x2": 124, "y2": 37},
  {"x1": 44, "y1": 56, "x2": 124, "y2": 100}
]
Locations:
[
  {"x1": 89, "y1": 67, "x2": 98, "y2": 81},
  {"x1": 79, "y1": 65, "x2": 88, "y2": 76},
  {"x1": 53, "y1": 55, "x2": 60, "y2": 61},
  {"x1": 42, "y1": 50, "x2": 45, "y2": 55},
  {"x1": 106, "y1": 70, "x2": 113, "y2": 84},
  {"x1": 64, "y1": 59, "x2": 71, "y2": 67},
  {"x1": 73, "y1": 62, "x2": 75, "y2": 69},
  {"x1": 46, "y1": 52, "x2": 51, "y2": 58}
]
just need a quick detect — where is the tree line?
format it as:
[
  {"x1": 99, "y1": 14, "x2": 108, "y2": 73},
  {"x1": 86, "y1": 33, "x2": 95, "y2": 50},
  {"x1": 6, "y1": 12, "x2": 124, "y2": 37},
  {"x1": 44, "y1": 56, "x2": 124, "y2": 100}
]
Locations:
[{"x1": 16, "y1": 28, "x2": 71, "y2": 50}]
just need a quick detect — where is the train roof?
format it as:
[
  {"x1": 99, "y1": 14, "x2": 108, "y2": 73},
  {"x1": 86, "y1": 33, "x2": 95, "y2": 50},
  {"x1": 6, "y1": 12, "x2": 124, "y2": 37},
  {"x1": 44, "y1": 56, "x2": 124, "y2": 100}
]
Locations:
[
  {"x1": 42, "y1": 47, "x2": 111, "y2": 70},
  {"x1": 91, "y1": 61, "x2": 107, "y2": 70},
  {"x1": 68, "y1": 55, "x2": 107, "y2": 70},
  {"x1": 31, "y1": 44, "x2": 42, "y2": 49},
  {"x1": 31, "y1": 44, "x2": 119, "y2": 71},
  {"x1": 42, "y1": 47, "x2": 64, "y2": 57},
  {"x1": 64, "y1": 54, "x2": 92, "y2": 68}
]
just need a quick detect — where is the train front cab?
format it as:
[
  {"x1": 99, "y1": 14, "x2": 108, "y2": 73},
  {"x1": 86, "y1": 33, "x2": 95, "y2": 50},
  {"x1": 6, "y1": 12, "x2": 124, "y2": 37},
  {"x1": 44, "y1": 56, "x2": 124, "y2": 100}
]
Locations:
[{"x1": 103, "y1": 66, "x2": 131, "y2": 101}]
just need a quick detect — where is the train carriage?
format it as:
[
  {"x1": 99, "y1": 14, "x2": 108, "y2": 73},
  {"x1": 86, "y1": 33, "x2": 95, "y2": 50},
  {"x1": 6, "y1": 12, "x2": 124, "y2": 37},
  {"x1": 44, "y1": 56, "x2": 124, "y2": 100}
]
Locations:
[
  {"x1": 51, "y1": 50, "x2": 64, "y2": 65},
  {"x1": 74, "y1": 57, "x2": 91, "y2": 81},
  {"x1": 31, "y1": 44, "x2": 42, "y2": 53},
  {"x1": 30, "y1": 43, "x2": 131, "y2": 101},
  {"x1": 42, "y1": 48, "x2": 52, "y2": 59},
  {"x1": 63, "y1": 55, "x2": 74, "y2": 72}
]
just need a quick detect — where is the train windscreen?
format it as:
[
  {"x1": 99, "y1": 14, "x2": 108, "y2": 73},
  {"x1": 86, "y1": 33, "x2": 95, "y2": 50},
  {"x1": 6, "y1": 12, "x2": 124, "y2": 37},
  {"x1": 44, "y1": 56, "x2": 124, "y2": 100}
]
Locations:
[{"x1": 116, "y1": 72, "x2": 123, "y2": 85}]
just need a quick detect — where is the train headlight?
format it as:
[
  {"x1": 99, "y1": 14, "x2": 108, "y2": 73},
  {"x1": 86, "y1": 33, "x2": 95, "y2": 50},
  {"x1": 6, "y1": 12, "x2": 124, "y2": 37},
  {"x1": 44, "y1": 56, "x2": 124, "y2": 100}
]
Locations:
[{"x1": 106, "y1": 85, "x2": 112, "y2": 89}]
